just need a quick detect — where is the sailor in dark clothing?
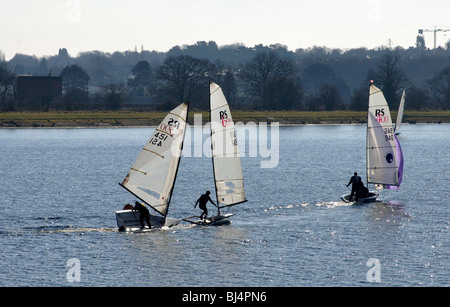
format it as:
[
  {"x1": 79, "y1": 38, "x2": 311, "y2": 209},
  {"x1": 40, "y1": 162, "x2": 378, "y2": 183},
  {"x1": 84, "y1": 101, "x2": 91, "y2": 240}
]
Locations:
[
  {"x1": 195, "y1": 191, "x2": 217, "y2": 221},
  {"x1": 347, "y1": 172, "x2": 362, "y2": 201},
  {"x1": 133, "y1": 201, "x2": 151, "y2": 229}
]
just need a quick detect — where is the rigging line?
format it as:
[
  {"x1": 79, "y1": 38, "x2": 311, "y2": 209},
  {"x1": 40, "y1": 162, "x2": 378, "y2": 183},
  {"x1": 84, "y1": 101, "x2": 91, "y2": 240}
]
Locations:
[{"x1": 219, "y1": 200, "x2": 248, "y2": 209}]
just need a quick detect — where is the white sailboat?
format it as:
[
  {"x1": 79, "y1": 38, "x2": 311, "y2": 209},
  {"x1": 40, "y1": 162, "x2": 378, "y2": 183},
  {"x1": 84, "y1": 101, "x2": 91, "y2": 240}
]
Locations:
[
  {"x1": 395, "y1": 90, "x2": 406, "y2": 135},
  {"x1": 341, "y1": 83, "x2": 403, "y2": 203},
  {"x1": 184, "y1": 82, "x2": 247, "y2": 226},
  {"x1": 115, "y1": 102, "x2": 189, "y2": 231}
]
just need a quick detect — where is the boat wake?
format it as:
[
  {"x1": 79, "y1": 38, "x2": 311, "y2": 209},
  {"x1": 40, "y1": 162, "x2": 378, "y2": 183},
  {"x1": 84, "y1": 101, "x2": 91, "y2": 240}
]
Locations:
[
  {"x1": 265, "y1": 203, "x2": 308, "y2": 212},
  {"x1": 1, "y1": 226, "x2": 118, "y2": 236},
  {"x1": 31, "y1": 226, "x2": 118, "y2": 234},
  {"x1": 265, "y1": 201, "x2": 352, "y2": 212},
  {"x1": 314, "y1": 201, "x2": 354, "y2": 208}
]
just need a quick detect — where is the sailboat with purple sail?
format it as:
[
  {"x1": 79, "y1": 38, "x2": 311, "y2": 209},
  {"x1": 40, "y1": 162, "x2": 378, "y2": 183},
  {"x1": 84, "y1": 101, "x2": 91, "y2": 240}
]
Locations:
[
  {"x1": 385, "y1": 134, "x2": 404, "y2": 190},
  {"x1": 341, "y1": 82, "x2": 404, "y2": 203}
]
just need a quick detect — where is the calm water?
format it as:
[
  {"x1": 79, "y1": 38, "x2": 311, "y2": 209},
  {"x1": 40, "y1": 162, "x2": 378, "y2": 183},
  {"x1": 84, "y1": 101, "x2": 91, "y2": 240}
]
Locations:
[{"x1": 0, "y1": 124, "x2": 448, "y2": 287}]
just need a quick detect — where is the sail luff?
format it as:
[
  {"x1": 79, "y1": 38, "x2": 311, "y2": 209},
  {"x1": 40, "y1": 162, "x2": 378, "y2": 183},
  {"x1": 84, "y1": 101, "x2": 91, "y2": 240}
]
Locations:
[
  {"x1": 209, "y1": 86, "x2": 220, "y2": 206},
  {"x1": 163, "y1": 102, "x2": 189, "y2": 217}
]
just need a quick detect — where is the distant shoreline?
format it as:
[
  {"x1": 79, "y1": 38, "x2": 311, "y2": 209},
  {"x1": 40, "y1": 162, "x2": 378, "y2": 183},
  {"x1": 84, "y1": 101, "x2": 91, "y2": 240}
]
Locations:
[{"x1": 0, "y1": 110, "x2": 448, "y2": 128}]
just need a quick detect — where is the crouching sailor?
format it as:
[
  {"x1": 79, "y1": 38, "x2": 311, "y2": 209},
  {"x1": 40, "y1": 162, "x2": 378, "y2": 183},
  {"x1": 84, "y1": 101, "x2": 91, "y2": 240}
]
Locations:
[{"x1": 133, "y1": 201, "x2": 151, "y2": 229}]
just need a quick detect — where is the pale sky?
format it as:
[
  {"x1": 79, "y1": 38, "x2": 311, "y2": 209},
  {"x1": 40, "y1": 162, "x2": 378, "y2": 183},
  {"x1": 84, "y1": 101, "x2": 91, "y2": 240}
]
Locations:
[{"x1": 1, "y1": 0, "x2": 450, "y2": 60}]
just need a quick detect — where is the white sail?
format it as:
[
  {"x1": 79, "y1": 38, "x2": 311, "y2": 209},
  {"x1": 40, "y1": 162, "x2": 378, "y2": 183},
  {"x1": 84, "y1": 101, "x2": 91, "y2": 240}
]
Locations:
[
  {"x1": 121, "y1": 103, "x2": 188, "y2": 216},
  {"x1": 367, "y1": 84, "x2": 398, "y2": 186},
  {"x1": 395, "y1": 90, "x2": 406, "y2": 132},
  {"x1": 210, "y1": 82, "x2": 246, "y2": 207}
]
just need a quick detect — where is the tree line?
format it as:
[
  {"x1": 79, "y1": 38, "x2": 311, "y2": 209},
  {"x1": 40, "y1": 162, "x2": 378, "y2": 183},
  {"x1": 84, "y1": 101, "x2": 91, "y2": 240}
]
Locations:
[{"x1": 1, "y1": 41, "x2": 450, "y2": 111}]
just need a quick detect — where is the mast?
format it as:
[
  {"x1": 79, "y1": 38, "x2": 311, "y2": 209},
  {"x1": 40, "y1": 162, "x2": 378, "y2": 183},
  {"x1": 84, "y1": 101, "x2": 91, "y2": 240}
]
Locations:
[
  {"x1": 209, "y1": 84, "x2": 221, "y2": 214},
  {"x1": 366, "y1": 83, "x2": 370, "y2": 187},
  {"x1": 164, "y1": 101, "x2": 189, "y2": 217}
]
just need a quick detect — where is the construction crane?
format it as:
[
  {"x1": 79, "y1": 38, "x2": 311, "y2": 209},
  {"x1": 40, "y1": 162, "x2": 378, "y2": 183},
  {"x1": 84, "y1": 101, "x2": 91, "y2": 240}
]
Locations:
[{"x1": 418, "y1": 26, "x2": 450, "y2": 49}]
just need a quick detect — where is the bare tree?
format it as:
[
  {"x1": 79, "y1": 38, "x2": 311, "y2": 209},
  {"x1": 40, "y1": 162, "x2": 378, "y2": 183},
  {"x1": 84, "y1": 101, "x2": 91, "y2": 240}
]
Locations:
[
  {"x1": 156, "y1": 55, "x2": 213, "y2": 108},
  {"x1": 238, "y1": 51, "x2": 296, "y2": 100},
  {"x1": 428, "y1": 66, "x2": 450, "y2": 109},
  {"x1": 376, "y1": 52, "x2": 408, "y2": 109}
]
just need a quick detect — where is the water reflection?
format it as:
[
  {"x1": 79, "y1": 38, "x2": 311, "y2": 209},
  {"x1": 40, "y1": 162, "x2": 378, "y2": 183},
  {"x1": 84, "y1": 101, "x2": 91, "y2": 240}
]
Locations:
[{"x1": 368, "y1": 200, "x2": 412, "y2": 226}]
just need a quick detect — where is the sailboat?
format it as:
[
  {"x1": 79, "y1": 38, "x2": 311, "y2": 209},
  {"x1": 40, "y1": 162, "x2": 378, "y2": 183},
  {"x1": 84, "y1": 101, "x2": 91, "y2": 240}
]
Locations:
[
  {"x1": 395, "y1": 90, "x2": 406, "y2": 135},
  {"x1": 341, "y1": 82, "x2": 403, "y2": 203},
  {"x1": 115, "y1": 102, "x2": 189, "y2": 231},
  {"x1": 183, "y1": 82, "x2": 247, "y2": 226}
]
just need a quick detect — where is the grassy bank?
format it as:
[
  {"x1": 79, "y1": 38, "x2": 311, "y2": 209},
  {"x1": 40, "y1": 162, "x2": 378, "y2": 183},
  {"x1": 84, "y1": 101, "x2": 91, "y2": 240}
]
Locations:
[{"x1": 0, "y1": 110, "x2": 448, "y2": 128}]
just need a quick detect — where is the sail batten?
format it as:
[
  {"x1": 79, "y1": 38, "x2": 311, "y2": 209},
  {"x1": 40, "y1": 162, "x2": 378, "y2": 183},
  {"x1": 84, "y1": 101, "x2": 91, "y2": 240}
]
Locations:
[
  {"x1": 121, "y1": 103, "x2": 188, "y2": 217},
  {"x1": 210, "y1": 82, "x2": 246, "y2": 207}
]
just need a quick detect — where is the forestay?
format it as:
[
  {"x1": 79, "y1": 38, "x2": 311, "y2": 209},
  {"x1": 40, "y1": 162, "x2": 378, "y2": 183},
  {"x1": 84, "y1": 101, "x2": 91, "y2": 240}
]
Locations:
[
  {"x1": 367, "y1": 84, "x2": 399, "y2": 186},
  {"x1": 210, "y1": 82, "x2": 246, "y2": 208},
  {"x1": 120, "y1": 103, "x2": 188, "y2": 216},
  {"x1": 395, "y1": 90, "x2": 406, "y2": 132}
]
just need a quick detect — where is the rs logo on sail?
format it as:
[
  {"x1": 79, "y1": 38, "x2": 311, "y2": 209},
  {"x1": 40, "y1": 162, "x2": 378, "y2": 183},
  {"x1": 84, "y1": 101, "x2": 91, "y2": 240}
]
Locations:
[
  {"x1": 220, "y1": 110, "x2": 231, "y2": 127},
  {"x1": 159, "y1": 118, "x2": 180, "y2": 135},
  {"x1": 375, "y1": 108, "x2": 389, "y2": 123}
]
